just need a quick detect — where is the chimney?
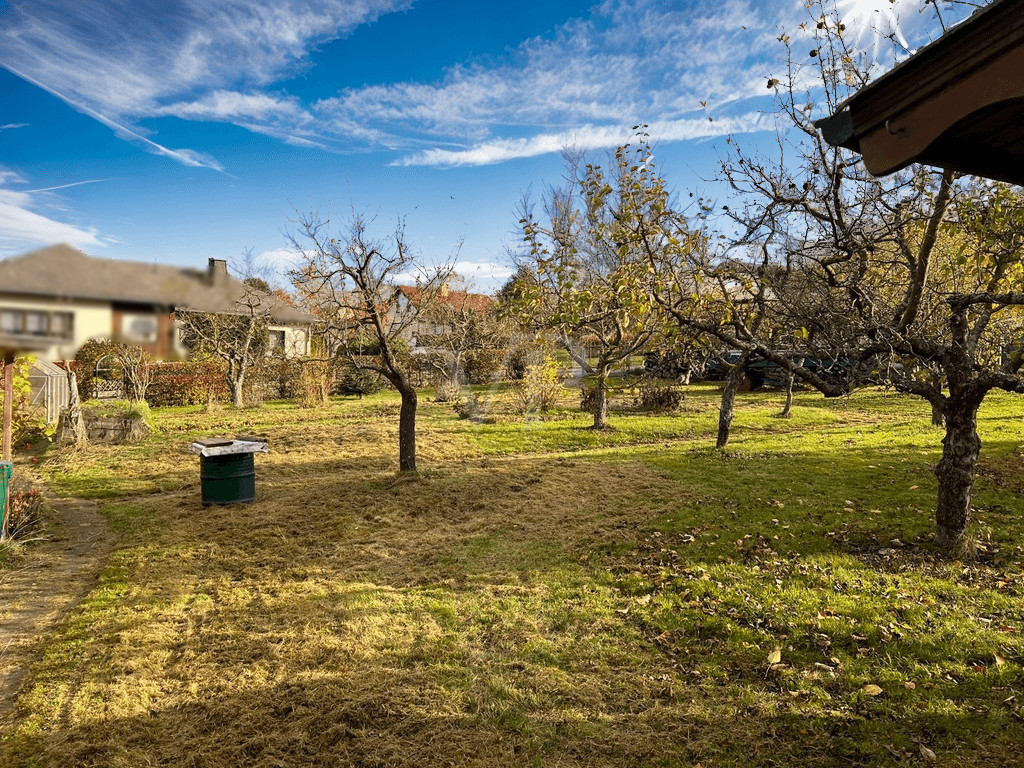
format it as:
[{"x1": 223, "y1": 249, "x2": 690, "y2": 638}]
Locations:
[
  {"x1": 208, "y1": 258, "x2": 228, "y2": 284},
  {"x1": 439, "y1": 281, "x2": 449, "y2": 299}
]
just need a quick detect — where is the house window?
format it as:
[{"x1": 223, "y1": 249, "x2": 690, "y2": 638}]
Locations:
[
  {"x1": 0, "y1": 308, "x2": 74, "y2": 339},
  {"x1": 267, "y1": 329, "x2": 286, "y2": 355},
  {"x1": 0, "y1": 310, "x2": 20, "y2": 334},
  {"x1": 25, "y1": 312, "x2": 47, "y2": 335},
  {"x1": 122, "y1": 313, "x2": 158, "y2": 343},
  {"x1": 50, "y1": 313, "x2": 74, "y2": 339}
]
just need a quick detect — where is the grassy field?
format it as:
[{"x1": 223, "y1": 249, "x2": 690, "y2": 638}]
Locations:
[{"x1": 1, "y1": 382, "x2": 1023, "y2": 767}]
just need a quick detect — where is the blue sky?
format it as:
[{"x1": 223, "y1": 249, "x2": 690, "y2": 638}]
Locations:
[{"x1": 0, "y1": 0, "x2": 968, "y2": 290}]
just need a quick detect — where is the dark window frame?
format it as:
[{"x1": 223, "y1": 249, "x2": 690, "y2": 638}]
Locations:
[{"x1": 0, "y1": 307, "x2": 75, "y2": 340}]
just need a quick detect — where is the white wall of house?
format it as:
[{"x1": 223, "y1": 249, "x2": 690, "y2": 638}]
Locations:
[
  {"x1": 0, "y1": 295, "x2": 112, "y2": 361},
  {"x1": 268, "y1": 324, "x2": 311, "y2": 357}
]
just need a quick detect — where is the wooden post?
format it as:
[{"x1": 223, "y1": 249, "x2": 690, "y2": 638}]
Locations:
[{"x1": 3, "y1": 352, "x2": 13, "y2": 462}]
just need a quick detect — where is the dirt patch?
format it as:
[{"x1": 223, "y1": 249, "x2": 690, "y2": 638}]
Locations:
[{"x1": 0, "y1": 492, "x2": 113, "y2": 723}]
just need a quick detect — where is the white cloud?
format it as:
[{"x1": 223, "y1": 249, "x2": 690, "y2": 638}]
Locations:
[
  {"x1": 0, "y1": 179, "x2": 105, "y2": 256},
  {"x1": 396, "y1": 114, "x2": 774, "y2": 167},
  {"x1": 258, "y1": 247, "x2": 302, "y2": 270},
  {"x1": 0, "y1": 171, "x2": 27, "y2": 186},
  {"x1": 454, "y1": 261, "x2": 515, "y2": 282},
  {"x1": 154, "y1": 90, "x2": 309, "y2": 123},
  {"x1": 0, "y1": 0, "x2": 970, "y2": 169},
  {"x1": 0, "y1": 0, "x2": 411, "y2": 166},
  {"x1": 316, "y1": 0, "x2": 967, "y2": 161},
  {"x1": 3, "y1": 61, "x2": 224, "y2": 171}
]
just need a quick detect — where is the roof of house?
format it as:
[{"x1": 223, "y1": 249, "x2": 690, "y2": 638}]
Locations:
[
  {"x1": 397, "y1": 285, "x2": 493, "y2": 313},
  {"x1": 0, "y1": 244, "x2": 315, "y2": 324},
  {"x1": 815, "y1": 0, "x2": 1024, "y2": 184}
]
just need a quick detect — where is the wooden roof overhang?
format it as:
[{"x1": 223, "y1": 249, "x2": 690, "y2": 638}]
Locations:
[{"x1": 815, "y1": 0, "x2": 1024, "y2": 184}]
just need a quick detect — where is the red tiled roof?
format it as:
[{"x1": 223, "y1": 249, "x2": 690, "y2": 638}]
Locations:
[{"x1": 397, "y1": 285, "x2": 493, "y2": 313}]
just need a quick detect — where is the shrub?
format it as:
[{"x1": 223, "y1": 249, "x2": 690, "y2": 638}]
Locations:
[
  {"x1": 434, "y1": 378, "x2": 462, "y2": 403},
  {"x1": 453, "y1": 392, "x2": 493, "y2": 422},
  {"x1": 635, "y1": 382, "x2": 686, "y2": 412},
  {"x1": 336, "y1": 364, "x2": 384, "y2": 398},
  {"x1": 4, "y1": 477, "x2": 44, "y2": 539},
  {"x1": 505, "y1": 343, "x2": 543, "y2": 381},
  {"x1": 244, "y1": 358, "x2": 290, "y2": 403},
  {"x1": 511, "y1": 356, "x2": 566, "y2": 413},
  {"x1": 116, "y1": 343, "x2": 151, "y2": 404},
  {"x1": 0, "y1": 356, "x2": 46, "y2": 444},
  {"x1": 463, "y1": 349, "x2": 506, "y2": 384},
  {"x1": 297, "y1": 360, "x2": 335, "y2": 407}
]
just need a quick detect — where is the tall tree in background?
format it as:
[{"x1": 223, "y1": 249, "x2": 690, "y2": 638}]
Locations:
[
  {"x1": 516, "y1": 147, "x2": 664, "y2": 429},
  {"x1": 290, "y1": 211, "x2": 453, "y2": 472},
  {"x1": 877, "y1": 183, "x2": 1024, "y2": 554}
]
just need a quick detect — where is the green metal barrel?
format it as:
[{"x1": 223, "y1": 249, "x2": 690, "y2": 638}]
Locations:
[
  {"x1": 0, "y1": 461, "x2": 11, "y2": 538},
  {"x1": 199, "y1": 453, "x2": 256, "y2": 506}
]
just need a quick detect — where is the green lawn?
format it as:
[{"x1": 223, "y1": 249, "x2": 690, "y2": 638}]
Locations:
[{"x1": 2, "y1": 383, "x2": 1022, "y2": 767}]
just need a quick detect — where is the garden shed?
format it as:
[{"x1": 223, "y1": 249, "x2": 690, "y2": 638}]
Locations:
[{"x1": 28, "y1": 359, "x2": 71, "y2": 425}]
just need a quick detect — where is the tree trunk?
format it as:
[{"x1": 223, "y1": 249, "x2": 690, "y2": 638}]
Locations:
[
  {"x1": 398, "y1": 384, "x2": 418, "y2": 472},
  {"x1": 933, "y1": 400, "x2": 981, "y2": 557},
  {"x1": 779, "y1": 371, "x2": 795, "y2": 418},
  {"x1": 929, "y1": 370, "x2": 945, "y2": 427},
  {"x1": 592, "y1": 371, "x2": 609, "y2": 429},
  {"x1": 717, "y1": 356, "x2": 748, "y2": 449},
  {"x1": 62, "y1": 366, "x2": 87, "y2": 450},
  {"x1": 231, "y1": 376, "x2": 245, "y2": 408},
  {"x1": 226, "y1": 360, "x2": 246, "y2": 408}
]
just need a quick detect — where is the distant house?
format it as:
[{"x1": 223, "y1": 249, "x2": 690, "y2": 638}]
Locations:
[
  {"x1": 0, "y1": 244, "x2": 315, "y2": 361},
  {"x1": 393, "y1": 284, "x2": 493, "y2": 346}
]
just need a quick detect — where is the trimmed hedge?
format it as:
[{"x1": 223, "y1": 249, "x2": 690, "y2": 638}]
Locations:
[{"x1": 147, "y1": 361, "x2": 228, "y2": 406}]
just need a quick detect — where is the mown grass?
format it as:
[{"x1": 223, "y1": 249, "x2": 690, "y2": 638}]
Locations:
[{"x1": 1, "y1": 382, "x2": 1022, "y2": 767}]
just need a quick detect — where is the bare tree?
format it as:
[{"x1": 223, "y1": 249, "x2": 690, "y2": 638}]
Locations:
[
  {"x1": 177, "y1": 250, "x2": 272, "y2": 408},
  {"x1": 290, "y1": 210, "x2": 453, "y2": 472},
  {"x1": 116, "y1": 344, "x2": 151, "y2": 405}
]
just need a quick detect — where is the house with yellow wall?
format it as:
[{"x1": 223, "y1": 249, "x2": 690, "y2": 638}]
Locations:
[{"x1": 0, "y1": 244, "x2": 315, "y2": 362}]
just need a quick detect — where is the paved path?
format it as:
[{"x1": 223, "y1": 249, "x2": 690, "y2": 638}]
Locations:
[{"x1": 0, "y1": 494, "x2": 112, "y2": 723}]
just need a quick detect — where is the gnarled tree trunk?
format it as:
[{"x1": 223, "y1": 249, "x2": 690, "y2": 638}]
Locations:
[
  {"x1": 717, "y1": 354, "x2": 749, "y2": 449},
  {"x1": 934, "y1": 398, "x2": 982, "y2": 557}
]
